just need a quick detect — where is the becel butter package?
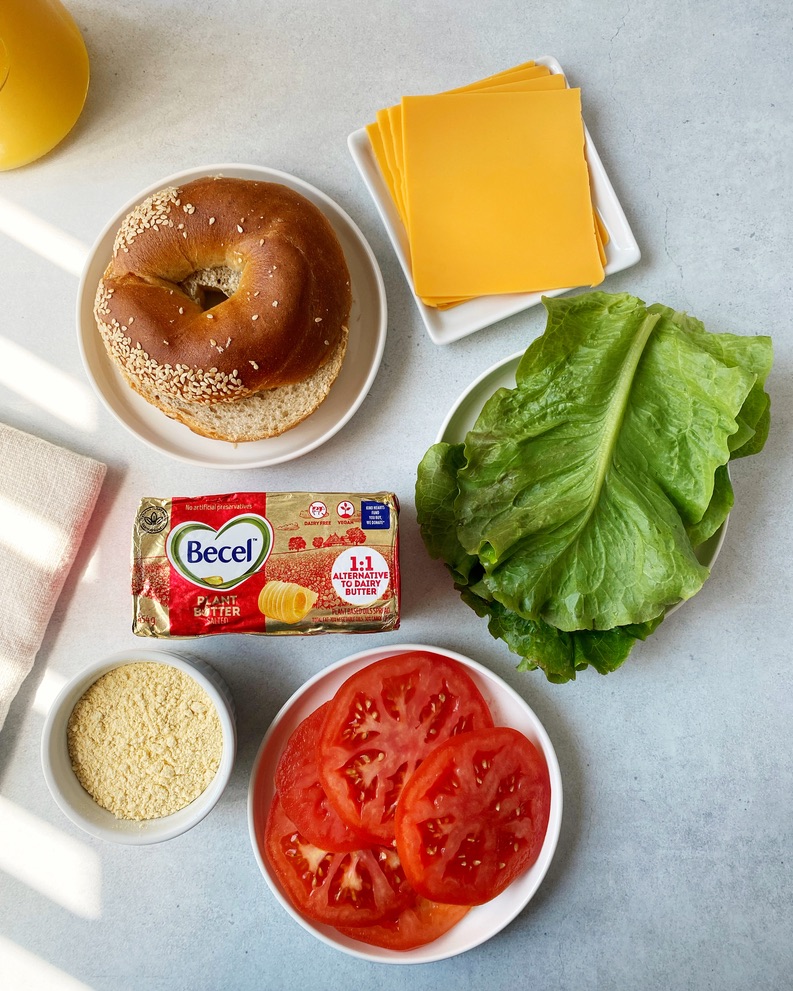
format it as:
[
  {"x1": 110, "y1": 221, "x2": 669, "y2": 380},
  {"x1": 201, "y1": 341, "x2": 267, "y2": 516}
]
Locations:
[{"x1": 132, "y1": 492, "x2": 400, "y2": 638}]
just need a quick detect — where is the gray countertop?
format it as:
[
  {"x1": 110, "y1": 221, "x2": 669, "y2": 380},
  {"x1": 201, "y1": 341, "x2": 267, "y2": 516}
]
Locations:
[{"x1": 1, "y1": 1, "x2": 791, "y2": 989}]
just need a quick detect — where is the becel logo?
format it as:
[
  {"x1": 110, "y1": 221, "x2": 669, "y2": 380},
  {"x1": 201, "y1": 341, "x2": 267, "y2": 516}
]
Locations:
[{"x1": 166, "y1": 514, "x2": 273, "y2": 590}]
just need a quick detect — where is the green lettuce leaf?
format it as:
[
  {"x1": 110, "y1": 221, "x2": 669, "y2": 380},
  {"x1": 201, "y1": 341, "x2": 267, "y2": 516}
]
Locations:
[
  {"x1": 416, "y1": 442, "x2": 481, "y2": 586},
  {"x1": 415, "y1": 291, "x2": 773, "y2": 682},
  {"x1": 416, "y1": 437, "x2": 662, "y2": 681},
  {"x1": 455, "y1": 292, "x2": 761, "y2": 631},
  {"x1": 648, "y1": 303, "x2": 773, "y2": 462},
  {"x1": 459, "y1": 584, "x2": 663, "y2": 683},
  {"x1": 686, "y1": 464, "x2": 734, "y2": 549}
]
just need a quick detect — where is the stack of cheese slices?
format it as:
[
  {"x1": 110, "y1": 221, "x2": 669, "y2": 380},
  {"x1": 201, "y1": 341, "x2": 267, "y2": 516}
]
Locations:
[{"x1": 366, "y1": 60, "x2": 608, "y2": 309}]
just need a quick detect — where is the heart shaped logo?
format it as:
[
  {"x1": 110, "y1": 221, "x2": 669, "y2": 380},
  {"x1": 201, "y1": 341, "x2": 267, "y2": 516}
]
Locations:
[{"x1": 166, "y1": 514, "x2": 273, "y2": 590}]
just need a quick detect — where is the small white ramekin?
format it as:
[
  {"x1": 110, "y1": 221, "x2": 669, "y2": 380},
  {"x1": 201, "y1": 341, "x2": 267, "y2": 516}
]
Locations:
[{"x1": 41, "y1": 647, "x2": 236, "y2": 844}]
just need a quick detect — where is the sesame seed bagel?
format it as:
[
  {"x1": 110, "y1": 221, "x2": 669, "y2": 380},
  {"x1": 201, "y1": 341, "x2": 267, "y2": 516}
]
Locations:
[
  {"x1": 94, "y1": 176, "x2": 352, "y2": 439},
  {"x1": 119, "y1": 326, "x2": 348, "y2": 443}
]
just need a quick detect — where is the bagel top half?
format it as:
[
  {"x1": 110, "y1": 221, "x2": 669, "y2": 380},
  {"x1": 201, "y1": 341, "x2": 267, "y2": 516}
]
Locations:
[{"x1": 94, "y1": 176, "x2": 352, "y2": 405}]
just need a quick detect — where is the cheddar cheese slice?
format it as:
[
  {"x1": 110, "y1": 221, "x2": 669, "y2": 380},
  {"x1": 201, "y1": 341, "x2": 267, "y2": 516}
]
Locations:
[
  {"x1": 445, "y1": 62, "x2": 550, "y2": 92},
  {"x1": 392, "y1": 73, "x2": 566, "y2": 229},
  {"x1": 366, "y1": 121, "x2": 401, "y2": 214},
  {"x1": 365, "y1": 61, "x2": 608, "y2": 306},
  {"x1": 387, "y1": 105, "x2": 409, "y2": 221},
  {"x1": 402, "y1": 88, "x2": 604, "y2": 297},
  {"x1": 369, "y1": 63, "x2": 559, "y2": 233},
  {"x1": 375, "y1": 110, "x2": 406, "y2": 219}
]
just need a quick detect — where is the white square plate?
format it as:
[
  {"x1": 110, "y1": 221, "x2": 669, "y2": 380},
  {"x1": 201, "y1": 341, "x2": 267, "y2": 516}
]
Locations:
[{"x1": 348, "y1": 55, "x2": 640, "y2": 346}]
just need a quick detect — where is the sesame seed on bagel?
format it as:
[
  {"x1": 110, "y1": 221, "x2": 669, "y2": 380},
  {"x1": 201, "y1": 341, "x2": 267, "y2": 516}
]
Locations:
[{"x1": 94, "y1": 176, "x2": 352, "y2": 436}]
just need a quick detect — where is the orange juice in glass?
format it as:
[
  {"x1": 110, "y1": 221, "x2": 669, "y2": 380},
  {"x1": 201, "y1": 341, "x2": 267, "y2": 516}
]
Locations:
[{"x1": 0, "y1": 0, "x2": 89, "y2": 170}]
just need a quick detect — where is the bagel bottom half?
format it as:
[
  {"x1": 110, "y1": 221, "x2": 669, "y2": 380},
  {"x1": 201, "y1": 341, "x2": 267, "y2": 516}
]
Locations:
[{"x1": 118, "y1": 327, "x2": 348, "y2": 443}]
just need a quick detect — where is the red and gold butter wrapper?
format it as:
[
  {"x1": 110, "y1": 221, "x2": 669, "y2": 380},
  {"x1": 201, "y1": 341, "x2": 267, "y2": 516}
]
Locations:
[{"x1": 132, "y1": 492, "x2": 400, "y2": 638}]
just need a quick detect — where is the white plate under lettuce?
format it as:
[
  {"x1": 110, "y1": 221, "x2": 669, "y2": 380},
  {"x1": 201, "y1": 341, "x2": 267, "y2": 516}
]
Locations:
[
  {"x1": 438, "y1": 353, "x2": 728, "y2": 584},
  {"x1": 348, "y1": 55, "x2": 640, "y2": 346},
  {"x1": 76, "y1": 164, "x2": 387, "y2": 469},
  {"x1": 248, "y1": 643, "x2": 563, "y2": 964}
]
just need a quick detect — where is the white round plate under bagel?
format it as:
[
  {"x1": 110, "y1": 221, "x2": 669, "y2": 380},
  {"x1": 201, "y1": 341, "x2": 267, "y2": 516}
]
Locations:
[
  {"x1": 248, "y1": 643, "x2": 563, "y2": 964},
  {"x1": 438, "y1": 352, "x2": 729, "y2": 597},
  {"x1": 76, "y1": 164, "x2": 387, "y2": 469}
]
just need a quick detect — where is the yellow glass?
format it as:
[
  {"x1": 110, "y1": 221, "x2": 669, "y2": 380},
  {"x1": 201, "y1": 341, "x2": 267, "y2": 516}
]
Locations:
[{"x1": 0, "y1": 0, "x2": 89, "y2": 171}]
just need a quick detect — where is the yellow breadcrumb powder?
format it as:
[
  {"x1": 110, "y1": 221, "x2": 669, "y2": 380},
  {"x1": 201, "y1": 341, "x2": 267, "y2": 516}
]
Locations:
[{"x1": 67, "y1": 662, "x2": 223, "y2": 821}]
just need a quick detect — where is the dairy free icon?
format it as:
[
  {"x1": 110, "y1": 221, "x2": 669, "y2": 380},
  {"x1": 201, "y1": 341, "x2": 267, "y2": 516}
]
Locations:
[{"x1": 309, "y1": 501, "x2": 327, "y2": 519}]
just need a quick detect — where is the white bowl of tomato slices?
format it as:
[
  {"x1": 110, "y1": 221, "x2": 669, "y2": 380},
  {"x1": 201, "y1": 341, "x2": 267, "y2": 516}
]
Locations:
[{"x1": 247, "y1": 644, "x2": 563, "y2": 963}]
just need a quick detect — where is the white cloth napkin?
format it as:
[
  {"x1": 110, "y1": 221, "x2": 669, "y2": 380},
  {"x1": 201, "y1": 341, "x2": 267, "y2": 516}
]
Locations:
[{"x1": 0, "y1": 423, "x2": 106, "y2": 732}]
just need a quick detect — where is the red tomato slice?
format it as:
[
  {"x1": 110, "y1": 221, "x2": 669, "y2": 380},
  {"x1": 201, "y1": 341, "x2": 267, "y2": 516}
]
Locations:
[
  {"x1": 275, "y1": 703, "x2": 375, "y2": 851},
  {"x1": 395, "y1": 726, "x2": 551, "y2": 906},
  {"x1": 318, "y1": 651, "x2": 494, "y2": 842},
  {"x1": 336, "y1": 897, "x2": 471, "y2": 951},
  {"x1": 264, "y1": 795, "x2": 413, "y2": 928}
]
